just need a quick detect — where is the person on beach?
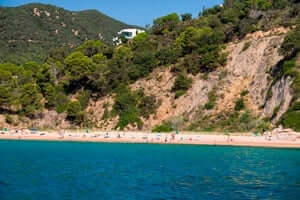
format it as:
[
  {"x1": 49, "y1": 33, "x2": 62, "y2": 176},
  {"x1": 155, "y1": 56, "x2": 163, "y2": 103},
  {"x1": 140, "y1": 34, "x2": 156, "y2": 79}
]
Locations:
[{"x1": 171, "y1": 134, "x2": 175, "y2": 140}]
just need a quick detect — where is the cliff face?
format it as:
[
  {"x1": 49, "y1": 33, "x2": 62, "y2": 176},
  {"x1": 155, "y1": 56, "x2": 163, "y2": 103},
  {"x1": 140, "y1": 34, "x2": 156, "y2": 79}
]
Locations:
[
  {"x1": 0, "y1": 28, "x2": 294, "y2": 131},
  {"x1": 263, "y1": 76, "x2": 293, "y2": 123}
]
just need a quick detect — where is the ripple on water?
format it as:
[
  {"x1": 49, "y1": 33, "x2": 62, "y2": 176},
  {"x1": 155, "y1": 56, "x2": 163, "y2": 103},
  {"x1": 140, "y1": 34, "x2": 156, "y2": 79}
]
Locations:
[{"x1": 0, "y1": 141, "x2": 300, "y2": 200}]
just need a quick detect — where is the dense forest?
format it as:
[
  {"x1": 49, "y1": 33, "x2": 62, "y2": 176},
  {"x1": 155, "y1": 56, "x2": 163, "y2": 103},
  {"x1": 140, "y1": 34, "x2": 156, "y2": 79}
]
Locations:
[{"x1": 0, "y1": 0, "x2": 299, "y2": 131}]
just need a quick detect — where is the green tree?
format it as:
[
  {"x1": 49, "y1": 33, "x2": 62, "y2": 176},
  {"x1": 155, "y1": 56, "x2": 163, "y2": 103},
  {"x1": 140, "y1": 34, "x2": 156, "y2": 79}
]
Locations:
[
  {"x1": 66, "y1": 101, "x2": 84, "y2": 123},
  {"x1": 19, "y1": 83, "x2": 43, "y2": 117},
  {"x1": 113, "y1": 85, "x2": 143, "y2": 130},
  {"x1": 75, "y1": 40, "x2": 106, "y2": 57},
  {"x1": 64, "y1": 51, "x2": 94, "y2": 82},
  {"x1": 0, "y1": 86, "x2": 12, "y2": 107},
  {"x1": 153, "y1": 13, "x2": 180, "y2": 34},
  {"x1": 107, "y1": 46, "x2": 133, "y2": 89},
  {"x1": 23, "y1": 61, "x2": 40, "y2": 75},
  {"x1": 44, "y1": 84, "x2": 57, "y2": 109},
  {"x1": 132, "y1": 32, "x2": 151, "y2": 50}
]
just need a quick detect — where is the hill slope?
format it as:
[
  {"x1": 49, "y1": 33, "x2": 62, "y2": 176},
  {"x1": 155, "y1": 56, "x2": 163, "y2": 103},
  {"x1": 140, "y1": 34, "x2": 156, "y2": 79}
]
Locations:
[
  {"x1": 0, "y1": 0, "x2": 299, "y2": 132},
  {"x1": 0, "y1": 3, "x2": 132, "y2": 64}
]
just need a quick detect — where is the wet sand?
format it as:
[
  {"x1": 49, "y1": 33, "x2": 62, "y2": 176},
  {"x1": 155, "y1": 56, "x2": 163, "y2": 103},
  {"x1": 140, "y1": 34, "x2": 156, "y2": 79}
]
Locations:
[{"x1": 1, "y1": 130, "x2": 300, "y2": 148}]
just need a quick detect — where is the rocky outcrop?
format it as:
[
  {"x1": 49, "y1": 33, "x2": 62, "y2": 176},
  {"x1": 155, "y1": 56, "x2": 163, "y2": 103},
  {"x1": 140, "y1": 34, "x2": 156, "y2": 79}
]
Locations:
[{"x1": 263, "y1": 76, "x2": 293, "y2": 122}]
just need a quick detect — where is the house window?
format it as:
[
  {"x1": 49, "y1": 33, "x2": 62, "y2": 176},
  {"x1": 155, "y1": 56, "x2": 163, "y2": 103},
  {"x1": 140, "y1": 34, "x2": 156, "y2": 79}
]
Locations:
[{"x1": 121, "y1": 31, "x2": 133, "y2": 38}]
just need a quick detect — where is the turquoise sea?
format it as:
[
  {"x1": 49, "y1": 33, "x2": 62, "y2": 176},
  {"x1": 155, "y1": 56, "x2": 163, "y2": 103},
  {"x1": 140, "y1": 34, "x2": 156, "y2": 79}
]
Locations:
[{"x1": 0, "y1": 140, "x2": 299, "y2": 200}]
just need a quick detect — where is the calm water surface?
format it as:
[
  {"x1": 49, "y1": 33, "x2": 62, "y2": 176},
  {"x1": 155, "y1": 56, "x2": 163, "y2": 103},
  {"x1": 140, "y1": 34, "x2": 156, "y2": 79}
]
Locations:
[{"x1": 0, "y1": 140, "x2": 299, "y2": 200}]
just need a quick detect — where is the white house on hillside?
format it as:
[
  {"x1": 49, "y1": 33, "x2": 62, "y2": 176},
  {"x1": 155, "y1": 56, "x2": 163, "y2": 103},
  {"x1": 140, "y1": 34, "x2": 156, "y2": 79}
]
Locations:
[{"x1": 113, "y1": 28, "x2": 145, "y2": 45}]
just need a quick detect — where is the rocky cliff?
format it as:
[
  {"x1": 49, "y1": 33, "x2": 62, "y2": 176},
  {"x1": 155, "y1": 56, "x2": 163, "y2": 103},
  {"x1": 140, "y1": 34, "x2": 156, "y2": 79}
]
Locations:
[
  {"x1": 0, "y1": 28, "x2": 295, "y2": 131},
  {"x1": 80, "y1": 27, "x2": 293, "y2": 131}
]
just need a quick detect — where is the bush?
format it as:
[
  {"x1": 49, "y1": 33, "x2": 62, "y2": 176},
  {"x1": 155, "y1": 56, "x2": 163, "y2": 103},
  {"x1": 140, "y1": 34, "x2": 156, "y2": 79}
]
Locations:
[
  {"x1": 283, "y1": 59, "x2": 296, "y2": 77},
  {"x1": 281, "y1": 111, "x2": 300, "y2": 131},
  {"x1": 172, "y1": 73, "x2": 193, "y2": 98},
  {"x1": 130, "y1": 50, "x2": 158, "y2": 81},
  {"x1": 152, "y1": 121, "x2": 173, "y2": 133},
  {"x1": 5, "y1": 115, "x2": 13, "y2": 124},
  {"x1": 156, "y1": 47, "x2": 181, "y2": 66},
  {"x1": 241, "y1": 90, "x2": 249, "y2": 97},
  {"x1": 242, "y1": 41, "x2": 252, "y2": 52},
  {"x1": 234, "y1": 98, "x2": 245, "y2": 111},
  {"x1": 138, "y1": 94, "x2": 159, "y2": 119},
  {"x1": 280, "y1": 25, "x2": 300, "y2": 57},
  {"x1": 204, "y1": 90, "x2": 217, "y2": 110},
  {"x1": 175, "y1": 90, "x2": 186, "y2": 99},
  {"x1": 77, "y1": 90, "x2": 91, "y2": 109}
]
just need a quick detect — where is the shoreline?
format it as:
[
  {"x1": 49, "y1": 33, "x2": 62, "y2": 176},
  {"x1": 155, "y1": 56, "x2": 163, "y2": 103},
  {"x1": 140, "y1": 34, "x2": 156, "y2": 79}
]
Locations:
[{"x1": 1, "y1": 131, "x2": 300, "y2": 149}]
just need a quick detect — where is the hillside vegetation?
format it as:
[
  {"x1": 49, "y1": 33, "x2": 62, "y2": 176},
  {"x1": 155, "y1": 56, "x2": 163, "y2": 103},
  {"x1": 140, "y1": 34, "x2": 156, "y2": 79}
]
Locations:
[
  {"x1": 0, "y1": 0, "x2": 300, "y2": 131},
  {"x1": 0, "y1": 3, "x2": 133, "y2": 64}
]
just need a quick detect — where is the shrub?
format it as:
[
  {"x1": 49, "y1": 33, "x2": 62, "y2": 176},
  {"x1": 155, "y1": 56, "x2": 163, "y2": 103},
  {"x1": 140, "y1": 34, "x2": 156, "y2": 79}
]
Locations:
[
  {"x1": 242, "y1": 41, "x2": 251, "y2": 52},
  {"x1": 77, "y1": 90, "x2": 91, "y2": 109},
  {"x1": 172, "y1": 73, "x2": 193, "y2": 98},
  {"x1": 241, "y1": 90, "x2": 249, "y2": 97},
  {"x1": 5, "y1": 115, "x2": 13, "y2": 124},
  {"x1": 175, "y1": 90, "x2": 186, "y2": 99},
  {"x1": 280, "y1": 25, "x2": 300, "y2": 57},
  {"x1": 152, "y1": 121, "x2": 173, "y2": 133},
  {"x1": 204, "y1": 89, "x2": 217, "y2": 110},
  {"x1": 234, "y1": 98, "x2": 245, "y2": 111},
  {"x1": 130, "y1": 50, "x2": 158, "y2": 81},
  {"x1": 156, "y1": 47, "x2": 181, "y2": 66},
  {"x1": 138, "y1": 94, "x2": 159, "y2": 119},
  {"x1": 281, "y1": 111, "x2": 300, "y2": 131},
  {"x1": 283, "y1": 59, "x2": 296, "y2": 77}
]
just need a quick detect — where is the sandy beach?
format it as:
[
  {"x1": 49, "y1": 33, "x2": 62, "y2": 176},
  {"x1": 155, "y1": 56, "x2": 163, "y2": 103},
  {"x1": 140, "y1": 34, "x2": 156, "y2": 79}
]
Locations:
[{"x1": 1, "y1": 129, "x2": 300, "y2": 148}]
